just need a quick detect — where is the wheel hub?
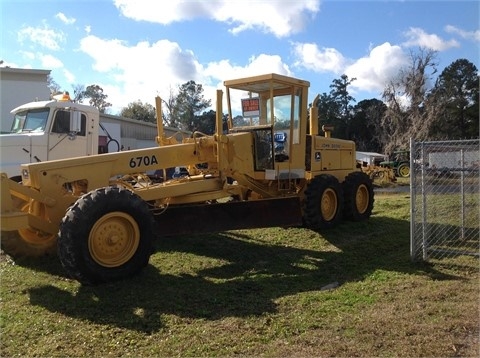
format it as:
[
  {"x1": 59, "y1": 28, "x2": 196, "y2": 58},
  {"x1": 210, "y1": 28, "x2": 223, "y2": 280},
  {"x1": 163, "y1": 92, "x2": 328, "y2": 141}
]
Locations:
[
  {"x1": 89, "y1": 212, "x2": 140, "y2": 268},
  {"x1": 321, "y1": 188, "x2": 337, "y2": 221},
  {"x1": 355, "y1": 184, "x2": 369, "y2": 214}
]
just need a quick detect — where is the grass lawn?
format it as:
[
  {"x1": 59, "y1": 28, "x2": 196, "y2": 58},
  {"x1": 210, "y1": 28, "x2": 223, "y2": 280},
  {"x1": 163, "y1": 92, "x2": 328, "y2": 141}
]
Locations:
[{"x1": 1, "y1": 193, "x2": 478, "y2": 357}]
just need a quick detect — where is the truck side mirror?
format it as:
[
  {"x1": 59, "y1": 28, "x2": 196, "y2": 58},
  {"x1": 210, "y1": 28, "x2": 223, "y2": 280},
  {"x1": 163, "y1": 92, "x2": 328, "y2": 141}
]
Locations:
[{"x1": 70, "y1": 111, "x2": 82, "y2": 133}]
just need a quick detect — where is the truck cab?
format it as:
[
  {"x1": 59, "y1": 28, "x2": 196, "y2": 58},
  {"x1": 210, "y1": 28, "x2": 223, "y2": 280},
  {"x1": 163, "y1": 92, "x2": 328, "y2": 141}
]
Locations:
[{"x1": 0, "y1": 95, "x2": 100, "y2": 180}]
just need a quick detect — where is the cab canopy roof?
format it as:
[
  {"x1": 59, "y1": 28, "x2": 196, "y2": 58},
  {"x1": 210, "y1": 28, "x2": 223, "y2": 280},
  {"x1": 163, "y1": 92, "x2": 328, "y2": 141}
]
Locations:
[{"x1": 224, "y1": 73, "x2": 310, "y2": 93}]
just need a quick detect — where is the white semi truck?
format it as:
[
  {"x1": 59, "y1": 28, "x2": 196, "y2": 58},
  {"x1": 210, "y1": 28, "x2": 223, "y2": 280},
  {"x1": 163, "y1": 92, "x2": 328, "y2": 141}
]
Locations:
[{"x1": 0, "y1": 93, "x2": 121, "y2": 181}]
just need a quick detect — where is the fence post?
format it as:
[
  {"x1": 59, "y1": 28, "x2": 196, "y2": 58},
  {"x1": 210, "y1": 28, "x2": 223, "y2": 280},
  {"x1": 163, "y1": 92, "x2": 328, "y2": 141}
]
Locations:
[
  {"x1": 410, "y1": 138, "x2": 425, "y2": 262},
  {"x1": 460, "y1": 148, "x2": 465, "y2": 240}
]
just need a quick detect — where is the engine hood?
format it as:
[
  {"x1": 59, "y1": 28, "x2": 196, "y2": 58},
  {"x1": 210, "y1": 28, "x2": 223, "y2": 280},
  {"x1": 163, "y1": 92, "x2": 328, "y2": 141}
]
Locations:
[
  {"x1": 0, "y1": 132, "x2": 44, "y2": 144},
  {"x1": 0, "y1": 132, "x2": 45, "y2": 178}
]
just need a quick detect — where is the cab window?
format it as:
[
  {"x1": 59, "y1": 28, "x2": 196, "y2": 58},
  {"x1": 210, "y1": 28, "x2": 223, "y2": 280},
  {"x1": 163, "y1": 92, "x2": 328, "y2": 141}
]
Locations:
[
  {"x1": 51, "y1": 110, "x2": 87, "y2": 136},
  {"x1": 11, "y1": 108, "x2": 50, "y2": 132}
]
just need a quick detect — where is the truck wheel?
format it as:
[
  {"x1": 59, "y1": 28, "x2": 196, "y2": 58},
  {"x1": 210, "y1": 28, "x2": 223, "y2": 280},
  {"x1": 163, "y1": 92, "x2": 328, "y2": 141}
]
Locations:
[
  {"x1": 397, "y1": 163, "x2": 410, "y2": 178},
  {"x1": 1, "y1": 202, "x2": 57, "y2": 257},
  {"x1": 303, "y1": 174, "x2": 343, "y2": 230},
  {"x1": 58, "y1": 187, "x2": 154, "y2": 285},
  {"x1": 343, "y1": 172, "x2": 374, "y2": 221}
]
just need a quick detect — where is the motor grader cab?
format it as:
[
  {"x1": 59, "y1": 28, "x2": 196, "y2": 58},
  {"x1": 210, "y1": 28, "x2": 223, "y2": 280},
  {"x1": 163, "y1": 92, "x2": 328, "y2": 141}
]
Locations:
[
  {"x1": 224, "y1": 75, "x2": 309, "y2": 180},
  {"x1": 0, "y1": 73, "x2": 374, "y2": 285}
]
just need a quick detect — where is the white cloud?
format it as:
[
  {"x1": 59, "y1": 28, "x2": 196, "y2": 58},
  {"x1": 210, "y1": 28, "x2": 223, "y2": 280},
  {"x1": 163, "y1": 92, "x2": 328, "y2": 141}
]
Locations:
[
  {"x1": 23, "y1": 52, "x2": 75, "y2": 87},
  {"x1": 0, "y1": 60, "x2": 22, "y2": 68},
  {"x1": 78, "y1": 33, "x2": 295, "y2": 113},
  {"x1": 55, "y1": 12, "x2": 76, "y2": 25},
  {"x1": 16, "y1": 51, "x2": 64, "y2": 70},
  {"x1": 63, "y1": 69, "x2": 76, "y2": 84},
  {"x1": 291, "y1": 41, "x2": 409, "y2": 95},
  {"x1": 213, "y1": 0, "x2": 320, "y2": 37},
  {"x1": 402, "y1": 27, "x2": 459, "y2": 51},
  {"x1": 445, "y1": 25, "x2": 480, "y2": 42},
  {"x1": 242, "y1": 54, "x2": 292, "y2": 76},
  {"x1": 18, "y1": 23, "x2": 65, "y2": 50},
  {"x1": 203, "y1": 54, "x2": 293, "y2": 113},
  {"x1": 345, "y1": 42, "x2": 408, "y2": 93},
  {"x1": 79, "y1": 35, "x2": 204, "y2": 112},
  {"x1": 19, "y1": 51, "x2": 35, "y2": 61},
  {"x1": 292, "y1": 42, "x2": 346, "y2": 73},
  {"x1": 202, "y1": 54, "x2": 291, "y2": 88},
  {"x1": 39, "y1": 53, "x2": 63, "y2": 68},
  {"x1": 113, "y1": 0, "x2": 205, "y2": 23},
  {"x1": 80, "y1": 35, "x2": 200, "y2": 79},
  {"x1": 113, "y1": 0, "x2": 319, "y2": 38}
]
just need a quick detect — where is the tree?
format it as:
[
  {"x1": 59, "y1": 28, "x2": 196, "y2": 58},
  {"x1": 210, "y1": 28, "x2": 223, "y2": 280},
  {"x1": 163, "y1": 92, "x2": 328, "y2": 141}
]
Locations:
[
  {"x1": 381, "y1": 48, "x2": 438, "y2": 153},
  {"x1": 315, "y1": 74, "x2": 356, "y2": 139},
  {"x1": 170, "y1": 81, "x2": 212, "y2": 132},
  {"x1": 72, "y1": 84, "x2": 86, "y2": 103},
  {"x1": 193, "y1": 110, "x2": 216, "y2": 134},
  {"x1": 350, "y1": 99, "x2": 386, "y2": 152},
  {"x1": 47, "y1": 75, "x2": 61, "y2": 96},
  {"x1": 161, "y1": 86, "x2": 180, "y2": 128},
  {"x1": 120, "y1": 100, "x2": 156, "y2": 123},
  {"x1": 330, "y1": 74, "x2": 357, "y2": 139},
  {"x1": 316, "y1": 92, "x2": 340, "y2": 132},
  {"x1": 82, "y1": 84, "x2": 112, "y2": 113},
  {"x1": 231, "y1": 114, "x2": 249, "y2": 127},
  {"x1": 428, "y1": 59, "x2": 479, "y2": 139}
]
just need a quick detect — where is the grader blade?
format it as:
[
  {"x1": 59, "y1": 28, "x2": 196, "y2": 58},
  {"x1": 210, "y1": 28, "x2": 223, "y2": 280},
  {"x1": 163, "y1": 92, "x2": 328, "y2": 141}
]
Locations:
[{"x1": 154, "y1": 197, "x2": 303, "y2": 236}]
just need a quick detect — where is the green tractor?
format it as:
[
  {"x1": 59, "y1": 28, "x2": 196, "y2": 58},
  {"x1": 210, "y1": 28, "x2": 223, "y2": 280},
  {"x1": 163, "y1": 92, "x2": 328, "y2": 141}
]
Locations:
[{"x1": 380, "y1": 150, "x2": 410, "y2": 178}]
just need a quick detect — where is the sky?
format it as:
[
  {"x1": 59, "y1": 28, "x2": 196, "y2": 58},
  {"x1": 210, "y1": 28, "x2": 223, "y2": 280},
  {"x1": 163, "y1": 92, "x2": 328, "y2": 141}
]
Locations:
[{"x1": 1, "y1": 0, "x2": 479, "y2": 115}]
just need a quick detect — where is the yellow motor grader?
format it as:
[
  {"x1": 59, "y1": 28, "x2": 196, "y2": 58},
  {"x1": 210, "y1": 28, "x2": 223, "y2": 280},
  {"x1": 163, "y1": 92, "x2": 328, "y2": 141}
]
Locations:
[
  {"x1": 0, "y1": 73, "x2": 374, "y2": 284},
  {"x1": 360, "y1": 163, "x2": 397, "y2": 184}
]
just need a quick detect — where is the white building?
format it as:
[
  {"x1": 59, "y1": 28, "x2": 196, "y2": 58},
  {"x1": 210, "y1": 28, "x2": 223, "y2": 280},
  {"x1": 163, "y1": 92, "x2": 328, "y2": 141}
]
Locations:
[{"x1": 0, "y1": 67, "x2": 51, "y2": 132}]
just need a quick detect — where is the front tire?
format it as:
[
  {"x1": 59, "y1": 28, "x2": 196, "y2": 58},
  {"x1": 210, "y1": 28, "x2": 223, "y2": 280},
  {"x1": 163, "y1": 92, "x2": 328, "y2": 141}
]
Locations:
[
  {"x1": 58, "y1": 187, "x2": 154, "y2": 285},
  {"x1": 343, "y1": 172, "x2": 374, "y2": 221},
  {"x1": 303, "y1": 174, "x2": 343, "y2": 230}
]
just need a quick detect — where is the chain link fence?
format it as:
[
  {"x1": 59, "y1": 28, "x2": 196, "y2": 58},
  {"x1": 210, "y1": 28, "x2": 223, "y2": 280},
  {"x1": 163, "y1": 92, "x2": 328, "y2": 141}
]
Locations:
[{"x1": 410, "y1": 139, "x2": 479, "y2": 262}]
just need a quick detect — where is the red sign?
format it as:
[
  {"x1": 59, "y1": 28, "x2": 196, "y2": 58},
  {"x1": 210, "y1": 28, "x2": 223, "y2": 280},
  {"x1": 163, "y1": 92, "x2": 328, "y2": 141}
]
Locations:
[{"x1": 241, "y1": 97, "x2": 260, "y2": 117}]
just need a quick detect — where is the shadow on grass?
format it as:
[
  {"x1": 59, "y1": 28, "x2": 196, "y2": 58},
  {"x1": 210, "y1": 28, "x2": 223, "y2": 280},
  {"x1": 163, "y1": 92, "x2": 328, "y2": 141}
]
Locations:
[{"x1": 25, "y1": 216, "x2": 466, "y2": 333}]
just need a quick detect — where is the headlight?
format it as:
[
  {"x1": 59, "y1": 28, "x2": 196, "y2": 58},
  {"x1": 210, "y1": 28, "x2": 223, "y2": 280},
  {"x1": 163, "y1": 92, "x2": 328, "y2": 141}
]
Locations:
[{"x1": 22, "y1": 169, "x2": 29, "y2": 179}]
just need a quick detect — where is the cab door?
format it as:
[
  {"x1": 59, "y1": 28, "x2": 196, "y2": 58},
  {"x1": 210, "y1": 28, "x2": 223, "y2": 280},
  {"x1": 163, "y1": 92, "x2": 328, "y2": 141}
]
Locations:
[{"x1": 47, "y1": 109, "x2": 89, "y2": 160}]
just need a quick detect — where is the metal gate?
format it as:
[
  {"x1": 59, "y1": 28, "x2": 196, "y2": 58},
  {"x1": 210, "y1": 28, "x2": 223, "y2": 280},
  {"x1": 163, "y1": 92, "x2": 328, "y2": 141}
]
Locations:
[{"x1": 410, "y1": 139, "x2": 479, "y2": 262}]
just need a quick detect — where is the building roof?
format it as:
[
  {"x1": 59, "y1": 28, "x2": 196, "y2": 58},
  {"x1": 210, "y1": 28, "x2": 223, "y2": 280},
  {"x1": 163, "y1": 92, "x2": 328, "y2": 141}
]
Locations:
[
  {"x1": 0, "y1": 67, "x2": 51, "y2": 76},
  {"x1": 356, "y1": 151, "x2": 387, "y2": 158}
]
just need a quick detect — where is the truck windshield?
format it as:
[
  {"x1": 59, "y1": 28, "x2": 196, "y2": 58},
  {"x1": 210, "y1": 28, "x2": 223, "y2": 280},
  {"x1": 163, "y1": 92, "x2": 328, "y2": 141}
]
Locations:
[{"x1": 10, "y1": 108, "x2": 50, "y2": 133}]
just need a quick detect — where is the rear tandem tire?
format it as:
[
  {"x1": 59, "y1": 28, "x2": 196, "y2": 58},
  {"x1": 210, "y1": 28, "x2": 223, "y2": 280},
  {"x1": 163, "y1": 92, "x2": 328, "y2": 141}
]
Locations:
[
  {"x1": 57, "y1": 186, "x2": 154, "y2": 285},
  {"x1": 303, "y1": 174, "x2": 344, "y2": 230},
  {"x1": 343, "y1": 172, "x2": 374, "y2": 221}
]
